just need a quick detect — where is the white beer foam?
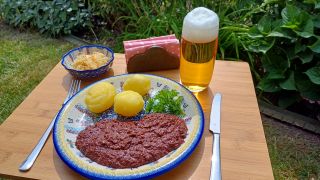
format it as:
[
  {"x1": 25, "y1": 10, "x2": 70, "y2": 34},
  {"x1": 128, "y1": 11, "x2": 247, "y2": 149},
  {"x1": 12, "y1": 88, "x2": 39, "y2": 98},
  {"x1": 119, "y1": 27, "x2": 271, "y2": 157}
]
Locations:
[{"x1": 182, "y1": 7, "x2": 219, "y2": 43}]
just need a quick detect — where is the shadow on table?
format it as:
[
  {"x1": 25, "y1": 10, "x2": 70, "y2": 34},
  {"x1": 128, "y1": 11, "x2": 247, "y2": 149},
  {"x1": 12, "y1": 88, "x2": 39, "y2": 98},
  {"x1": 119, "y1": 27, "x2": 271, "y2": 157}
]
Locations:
[
  {"x1": 194, "y1": 87, "x2": 214, "y2": 138},
  {"x1": 53, "y1": 149, "x2": 87, "y2": 180},
  {"x1": 155, "y1": 137, "x2": 206, "y2": 179},
  {"x1": 61, "y1": 68, "x2": 115, "y2": 91}
]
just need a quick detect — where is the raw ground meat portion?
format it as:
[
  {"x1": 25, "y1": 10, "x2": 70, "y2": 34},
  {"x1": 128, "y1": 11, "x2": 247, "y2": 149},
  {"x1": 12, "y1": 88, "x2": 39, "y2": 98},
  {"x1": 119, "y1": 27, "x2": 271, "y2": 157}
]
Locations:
[{"x1": 75, "y1": 113, "x2": 188, "y2": 168}]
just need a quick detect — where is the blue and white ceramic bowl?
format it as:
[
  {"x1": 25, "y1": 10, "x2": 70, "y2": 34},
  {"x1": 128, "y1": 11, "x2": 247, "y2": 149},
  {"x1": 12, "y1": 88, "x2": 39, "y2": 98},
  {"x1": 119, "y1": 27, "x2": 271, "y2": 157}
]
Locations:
[
  {"x1": 53, "y1": 74, "x2": 204, "y2": 179},
  {"x1": 61, "y1": 45, "x2": 114, "y2": 79}
]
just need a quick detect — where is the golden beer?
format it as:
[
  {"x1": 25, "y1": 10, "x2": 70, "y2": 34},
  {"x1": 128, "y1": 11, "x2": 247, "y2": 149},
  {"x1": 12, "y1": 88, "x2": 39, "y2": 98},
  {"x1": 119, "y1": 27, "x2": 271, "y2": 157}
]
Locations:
[
  {"x1": 180, "y1": 38, "x2": 218, "y2": 92},
  {"x1": 180, "y1": 7, "x2": 219, "y2": 92}
]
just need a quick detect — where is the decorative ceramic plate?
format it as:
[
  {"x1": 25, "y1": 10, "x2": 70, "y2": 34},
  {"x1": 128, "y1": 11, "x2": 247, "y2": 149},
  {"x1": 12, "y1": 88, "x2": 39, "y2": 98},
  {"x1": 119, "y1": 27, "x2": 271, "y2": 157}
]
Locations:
[{"x1": 53, "y1": 74, "x2": 204, "y2": 180}]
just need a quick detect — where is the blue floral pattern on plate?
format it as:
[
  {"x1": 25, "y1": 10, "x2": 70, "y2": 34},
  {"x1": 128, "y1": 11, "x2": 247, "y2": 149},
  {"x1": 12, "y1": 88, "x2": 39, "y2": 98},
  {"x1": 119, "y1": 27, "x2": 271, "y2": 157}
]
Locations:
[{"x1": 53, "y1": 74, "x2": 204, "y2": 179}]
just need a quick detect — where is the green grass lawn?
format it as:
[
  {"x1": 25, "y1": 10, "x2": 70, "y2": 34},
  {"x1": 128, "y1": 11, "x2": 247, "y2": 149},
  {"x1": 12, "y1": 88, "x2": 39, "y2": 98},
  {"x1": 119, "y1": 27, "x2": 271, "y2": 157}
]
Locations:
[
  {"x1": 0, "y1": 23, "x2": 74, "y2": 124},
  {"x1": 262, "y1": 115, "x2": 320, "y2": 179}
]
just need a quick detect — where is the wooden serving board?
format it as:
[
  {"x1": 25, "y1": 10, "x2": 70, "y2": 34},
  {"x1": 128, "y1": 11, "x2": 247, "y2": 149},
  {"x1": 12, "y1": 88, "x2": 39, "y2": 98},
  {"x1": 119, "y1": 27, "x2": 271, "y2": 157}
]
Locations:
[{"x1": 0, "y1": 53, "x2": 274, "y2": 179}]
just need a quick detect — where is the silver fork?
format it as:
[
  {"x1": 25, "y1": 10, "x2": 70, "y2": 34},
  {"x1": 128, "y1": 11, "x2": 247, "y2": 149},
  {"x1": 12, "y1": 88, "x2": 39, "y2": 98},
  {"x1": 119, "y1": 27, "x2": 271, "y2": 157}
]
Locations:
[{"x1": 19, "y1": 79, "x2": 81, "y2": 171}]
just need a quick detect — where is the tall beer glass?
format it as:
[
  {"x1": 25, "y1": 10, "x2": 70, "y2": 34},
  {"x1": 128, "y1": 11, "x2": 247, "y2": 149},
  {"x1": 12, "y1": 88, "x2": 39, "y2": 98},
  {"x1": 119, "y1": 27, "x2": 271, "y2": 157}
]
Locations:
[{"x1": 180, "y1": 7, "x2": 219, "y2": 92}]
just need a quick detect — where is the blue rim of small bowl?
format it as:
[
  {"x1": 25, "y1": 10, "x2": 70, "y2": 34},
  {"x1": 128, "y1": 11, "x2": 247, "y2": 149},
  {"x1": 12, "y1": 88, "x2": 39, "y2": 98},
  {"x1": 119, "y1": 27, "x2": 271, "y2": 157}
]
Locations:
[
  {"x1": 53, "y1": 74, "x2": 205, "y2": 180},
  {"x1": 61, "y1": 44, "x2": 114, "y2": 73}
]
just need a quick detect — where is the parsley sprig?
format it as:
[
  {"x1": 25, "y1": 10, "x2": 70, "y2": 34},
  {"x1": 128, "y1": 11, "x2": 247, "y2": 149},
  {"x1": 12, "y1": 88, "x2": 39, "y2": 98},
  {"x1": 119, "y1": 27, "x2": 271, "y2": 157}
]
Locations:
[{"x1": 145, "y1": 89, "x2": 185, "y2": 116}]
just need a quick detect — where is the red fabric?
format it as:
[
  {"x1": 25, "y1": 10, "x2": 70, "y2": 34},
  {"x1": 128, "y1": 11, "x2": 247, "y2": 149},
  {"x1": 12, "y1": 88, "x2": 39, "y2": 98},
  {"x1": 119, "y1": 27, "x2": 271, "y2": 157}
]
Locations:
[{"x1": 123, "y1": 34, "x2": 180, "y2": 63}]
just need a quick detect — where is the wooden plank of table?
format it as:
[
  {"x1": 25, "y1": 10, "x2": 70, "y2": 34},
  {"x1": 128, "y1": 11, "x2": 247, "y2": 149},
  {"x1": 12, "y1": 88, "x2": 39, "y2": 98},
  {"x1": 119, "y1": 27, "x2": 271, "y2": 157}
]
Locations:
[{"x1": 0, "y1": 53, "x2": 274, "y2": 179}]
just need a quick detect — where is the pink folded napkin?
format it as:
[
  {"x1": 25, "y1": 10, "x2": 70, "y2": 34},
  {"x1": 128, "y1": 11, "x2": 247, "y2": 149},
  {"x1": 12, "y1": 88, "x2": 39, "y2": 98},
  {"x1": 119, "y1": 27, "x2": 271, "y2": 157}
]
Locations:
[{"x1": 123, "y1": 34, "x2": 180, "y2": 63}]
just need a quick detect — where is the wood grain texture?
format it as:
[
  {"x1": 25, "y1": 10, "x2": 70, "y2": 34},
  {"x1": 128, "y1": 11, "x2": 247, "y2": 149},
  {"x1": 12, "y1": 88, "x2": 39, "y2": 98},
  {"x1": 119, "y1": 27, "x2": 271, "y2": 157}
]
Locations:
[{"x1": 0, "y1": 53, "x2": 274, "y2": 180}]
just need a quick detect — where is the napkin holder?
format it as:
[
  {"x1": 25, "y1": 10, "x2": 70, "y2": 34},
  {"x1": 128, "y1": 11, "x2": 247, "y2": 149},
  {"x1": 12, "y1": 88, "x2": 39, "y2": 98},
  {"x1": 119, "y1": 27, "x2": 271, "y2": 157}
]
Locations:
[{"x1": 127, "y1": 46, "x2": 179, "y2": 73}]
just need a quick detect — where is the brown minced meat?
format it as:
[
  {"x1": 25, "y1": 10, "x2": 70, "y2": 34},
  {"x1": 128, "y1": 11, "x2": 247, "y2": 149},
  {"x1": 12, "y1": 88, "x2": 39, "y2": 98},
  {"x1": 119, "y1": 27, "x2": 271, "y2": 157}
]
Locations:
[{"x1": 75, "y1": 113, "x2": 188, "y2": 169}]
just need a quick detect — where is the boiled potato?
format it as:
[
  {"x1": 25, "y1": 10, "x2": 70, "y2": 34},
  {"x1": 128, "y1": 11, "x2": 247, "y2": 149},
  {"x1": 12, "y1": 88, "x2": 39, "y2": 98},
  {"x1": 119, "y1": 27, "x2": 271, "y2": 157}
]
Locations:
[
  {"x1": 114, "y1": 91, "x2": 144, "y2": 116},
  {"x1": 85, "y1": 82, "x2": 116, "y2": 113},
  {"x1": 123, "y1": 75, "x2": 151, "y2": 96}
]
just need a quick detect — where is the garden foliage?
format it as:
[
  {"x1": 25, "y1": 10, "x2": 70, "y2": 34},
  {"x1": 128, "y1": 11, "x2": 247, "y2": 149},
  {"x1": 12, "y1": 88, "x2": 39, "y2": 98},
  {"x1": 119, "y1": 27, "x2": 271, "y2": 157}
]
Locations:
[
  {"x1": 245, "y1": 1, "x2": 320, "y2": 107},
  {"x1": 88, "y1": 0, "x2": 256, "y2": 60},
  {"x1": 0, "y1": 0, "x2": 92, "y2": 36},
  {"x1": 90, "y1": 0, "x2": 320, "y2": 107},
  {"x1": 0, "y1": 0, "x2": 319, "y2": 107}
]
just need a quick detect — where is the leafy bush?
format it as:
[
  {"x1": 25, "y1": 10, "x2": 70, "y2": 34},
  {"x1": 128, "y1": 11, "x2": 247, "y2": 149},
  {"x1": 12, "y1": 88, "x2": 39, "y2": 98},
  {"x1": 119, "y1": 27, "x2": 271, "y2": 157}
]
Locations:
[
  {"x1": 89, "y1": 0, "x2": 265, "y2": 80},
  {"x1": 89, "y1": 0, "x2": 254, "y2": 54},
  {"x1": 0, "y1": 0, "x2": 92, "y2": 36},
  {"x1": 2, "y1": 0, "x2": 319, "y2": 108},
  {"x1": 89, "y1": 0, "x2": 189, "y2": 52},
  {"x1": 245, "y1": 1, "x2": 320, "y2": 107},
  {"x1": 91, "y1": 0, "x2": 319, "y2": 108},
  {"x1": 215, "y1": 0, "x2": 264, "y2": 80}
]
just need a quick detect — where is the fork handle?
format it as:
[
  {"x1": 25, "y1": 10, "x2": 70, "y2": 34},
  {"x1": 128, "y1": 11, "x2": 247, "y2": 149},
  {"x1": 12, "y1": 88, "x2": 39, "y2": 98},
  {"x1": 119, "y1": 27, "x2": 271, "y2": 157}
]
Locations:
[{"x1": 19, "y1": 114, "x2": 57, "y2": 171}]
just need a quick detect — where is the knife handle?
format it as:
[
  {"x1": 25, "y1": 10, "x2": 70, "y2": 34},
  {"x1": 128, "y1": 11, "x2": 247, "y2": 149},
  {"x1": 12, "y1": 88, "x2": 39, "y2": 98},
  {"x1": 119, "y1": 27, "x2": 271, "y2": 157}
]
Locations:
[{"x1": 210, "y1": 133, "x2": 221, "y2": 180}]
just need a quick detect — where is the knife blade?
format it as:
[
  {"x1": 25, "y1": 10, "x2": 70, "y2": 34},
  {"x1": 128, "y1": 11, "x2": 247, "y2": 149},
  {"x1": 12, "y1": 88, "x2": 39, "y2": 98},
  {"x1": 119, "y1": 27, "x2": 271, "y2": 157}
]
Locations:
[
  {"x1": 210, "y1": 93, "x2": 221, "y2": 133},
  {"x1": 209, "y1": 93, "x2": 222, "y2": 180}
]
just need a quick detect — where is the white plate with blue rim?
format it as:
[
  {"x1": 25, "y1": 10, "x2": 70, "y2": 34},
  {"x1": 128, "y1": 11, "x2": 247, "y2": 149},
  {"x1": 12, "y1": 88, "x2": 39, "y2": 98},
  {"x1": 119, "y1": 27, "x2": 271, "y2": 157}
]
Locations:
[{"x1": 53, "y1": 74, "x2": 204, "y2": 179}]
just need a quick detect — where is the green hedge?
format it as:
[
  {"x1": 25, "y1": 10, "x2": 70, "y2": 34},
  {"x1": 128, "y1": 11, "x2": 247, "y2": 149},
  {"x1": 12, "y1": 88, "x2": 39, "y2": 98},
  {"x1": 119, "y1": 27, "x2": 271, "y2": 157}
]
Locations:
[
  {"x1": 0, "y1": 0, "x2": 92, "y2": 36},
  {"x1": 90, "y1": 0, "x2": 320, "y2": 107},
  {"x1": 245, "y1": 1, "x2": 320, "y2": 107}
]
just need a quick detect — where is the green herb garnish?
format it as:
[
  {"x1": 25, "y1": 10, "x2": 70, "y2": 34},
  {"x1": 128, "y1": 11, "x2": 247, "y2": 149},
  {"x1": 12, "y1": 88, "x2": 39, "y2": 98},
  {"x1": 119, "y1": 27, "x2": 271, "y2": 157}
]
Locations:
[{"x1": 145, "y1": 89, "x2": 185, "y2": 116}]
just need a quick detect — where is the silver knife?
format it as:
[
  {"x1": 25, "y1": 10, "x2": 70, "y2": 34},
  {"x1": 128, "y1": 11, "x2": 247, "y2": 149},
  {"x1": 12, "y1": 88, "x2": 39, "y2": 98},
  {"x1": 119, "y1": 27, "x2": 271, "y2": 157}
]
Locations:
[{"x1": 209, "y1": 93, "x2": 222, "y2": 180}]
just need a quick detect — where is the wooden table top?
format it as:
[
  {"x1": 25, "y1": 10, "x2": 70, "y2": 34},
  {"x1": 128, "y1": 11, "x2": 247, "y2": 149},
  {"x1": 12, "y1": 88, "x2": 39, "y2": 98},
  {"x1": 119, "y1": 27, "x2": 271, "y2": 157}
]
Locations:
[{"x1": 0, "y1": 53, "x2": 274, "y2": 180}]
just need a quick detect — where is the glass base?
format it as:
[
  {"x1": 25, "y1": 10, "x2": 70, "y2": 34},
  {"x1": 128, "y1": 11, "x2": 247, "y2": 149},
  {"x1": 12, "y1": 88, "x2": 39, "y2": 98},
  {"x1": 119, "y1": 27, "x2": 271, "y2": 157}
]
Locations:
[{"x1": 183, "y1": 85, "x2": 208, "y2": 92}]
